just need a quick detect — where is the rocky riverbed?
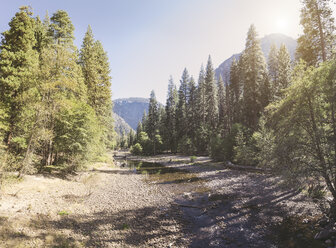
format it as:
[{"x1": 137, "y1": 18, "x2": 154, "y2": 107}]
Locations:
[{"x1": 0, "y1": 153, "x2": 328, "y2": 247}]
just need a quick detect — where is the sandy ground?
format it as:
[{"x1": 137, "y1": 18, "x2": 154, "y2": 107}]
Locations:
[{"x1": 0, "y1": 153, "x2": 325, "y2": 247}]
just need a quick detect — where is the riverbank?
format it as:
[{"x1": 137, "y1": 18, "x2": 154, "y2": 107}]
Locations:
[{"x1": 0, "y1": 152, "x2": 326, "y2": 247}]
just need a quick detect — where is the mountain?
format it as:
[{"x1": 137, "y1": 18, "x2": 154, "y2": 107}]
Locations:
[
  {"x1": 113, "y1": 97, "x2": 150, "y2": 130},
  {"x1": 113, "y1": 112, "x2": 134, "y2": 136},
  {"x1": 215, "y1": 33, "x2": 297, "y2": 82}
]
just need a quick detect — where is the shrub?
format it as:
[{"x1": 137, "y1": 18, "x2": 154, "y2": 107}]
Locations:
[
  {"x1": 130, "y1": 143, "x2": 143, "y2": 155},
  {"x1": 190, "y1": 156, "x2": 197, "y2": 163},
  {"x1": 233, "y1": 126, "x2": 258, "y2": 166}
]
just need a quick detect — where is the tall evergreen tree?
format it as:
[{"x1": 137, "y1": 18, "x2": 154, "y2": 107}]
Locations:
[
  {"x1": 147, "y1": 90, "x2": 159, "y2": 154},
  {"x1": 241, "y1": 25, "x2": 268, "y2": 130},
  {"x1": 80, "y1": 26, "x2": 114, "y2": 149},
  {"x1": 187, "y1": 76, "x2": 197, "y2": 144},
  {"x1": 176, "y1": 68, "x2": 190, "y2": 140},
  {"x1": 164, "y1": 76, "x2": 178, "y2": 153},
  {"x1": 196, "y1": 65, "x2": 206, "y2": 125},
  {"x1": 217, "y1": 76, "x2": 226, "y2": 136},
  {"x1": 229, "y1": 57, "x2": 242, "y2": 124},
  {"x1": 296, "y1": 0, "x2": 335, "y2": 66},
  {"x1": 0, "y1": 6, "x2": 39, "y2": 161},
  {"x1": 39, "y1": 10, "x2": 94, "y2": 166},
  {"x1": 204, "y1": 56, "x2": 218, "y2": 131},
  {"x1": 276, "y1": 44, "x2": 292, "y2": 99},
  {"x1": 268, "y1": 44, "x2": 279, "y2": 100}
]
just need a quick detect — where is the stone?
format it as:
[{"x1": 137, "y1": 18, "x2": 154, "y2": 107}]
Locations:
[
  {"x1": 315, "y1": 229, "x2": 333, "y2": 240},
  {"x1": 325, "y1": 239, "x2": 332, "y2": 245}
]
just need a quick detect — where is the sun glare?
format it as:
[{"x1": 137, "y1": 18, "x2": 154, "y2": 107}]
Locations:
[{"x1": 275, "y1": 18, "x2": 288, "y2": 32}]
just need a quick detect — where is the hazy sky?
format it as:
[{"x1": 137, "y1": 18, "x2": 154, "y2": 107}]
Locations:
[{"x1": 2, "y1": 0, "x2": 306, "y2": 103}]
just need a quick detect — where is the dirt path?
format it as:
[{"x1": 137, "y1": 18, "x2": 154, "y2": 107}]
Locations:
[{"x1": 0, "y1": 154, "x2": 325, "y2": 247}]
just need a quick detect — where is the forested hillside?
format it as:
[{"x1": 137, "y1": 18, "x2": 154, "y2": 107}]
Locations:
[
  {"x1": 0, "y1": 7, "x2": 114, "y2": 173},
  {"x1": 214, "y1": 33, "x2": 297, "y2": 82},
  {"x1": 129, "y1": 0, "x2": 336, "y2": 211}
]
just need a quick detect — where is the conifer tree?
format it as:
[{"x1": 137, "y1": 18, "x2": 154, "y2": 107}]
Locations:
[
  {"x1": 80, "y1": 26, "x2": 114, "y2": 149},
  {"x1": 196, "y1": 65, "x2": 206, "y2": 125},
  {"x1": 268, "y1": 44, "x2": 279, "y2": 100},
  {"x1": 204, "y1": 56, "x2": 218, "y2": 131},
  {"x1": 229, "y1": 58, "x2": 242, "y2": 124},
  {"x1": 241, "y1": 25, "x2": 267, "y2": 130},
  {"x1": 296, "y1": 0, "x2": 335, "y2": 66},
  {"x1": 0, "y1": 6, "x2": 39, "y2": 162},
  {"x1": 187, "y1": 76, "x2": 197, "y2": 144},
  {"x1": 164, "y1": 76, "x2": 178, "y2": 153},
  {"x1": 217, "y1": 76, "x2": 226, "y2": 136},
  {"x1": 225, "y1": 82, "x2": 233, "y2": 133},
  {"x1": 39, "y1": 10, "x2": 94, "y2": 166},
  {"x1": 276, "y1": 44, "x2": 292, "y2": 98},
  {"x1": 147, "y1": 90, "x2": 159, "y2": 140},
  {"x1": 176, "y1": 68, "x2": 190, "y2": 141},
  {"x1": 147, "y1": 90, "x2": 159, "y2": 154}
]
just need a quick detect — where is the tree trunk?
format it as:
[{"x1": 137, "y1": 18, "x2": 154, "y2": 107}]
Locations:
[{"x1": 315, "y1": 0, "x2": 327, "y2": 62}]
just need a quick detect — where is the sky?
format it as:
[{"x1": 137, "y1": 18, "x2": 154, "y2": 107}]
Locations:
[{"x1": 1, "y1": 0, "x2": 306, "y2": 103}]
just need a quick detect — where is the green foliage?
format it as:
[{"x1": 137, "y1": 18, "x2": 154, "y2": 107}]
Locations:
[
  {"x1": 130, "y1": 143, "x2": 143, "y2": 155},
  {"x1": 0, "y1": 7, "x2": 115, "y2": 174},
  {"x1": 241, "y1": 24, "x2": 268, "y2": 130},
  {"x1": 190, "y1": 156, "x2": 196, "y2": 163},
  {"x1": 80, "y1": 26, "x2": 114, "y2": 150},
  {"x1": 233, "y1": 126, "x2": 258, "y2": 166},
  {"x1": 54, "y1": 100, "x2": 100, "y2": 165},
  {"x1": 178, "y1": 135, "x2": 195, "y2": 155},
  {"x1": 210, "y1": 124, "x2": 241, "y2": 161},
  {"x1": 296, "y1": 0, "x2": 335, "y2": 66},
  {"x1": 266, "y1": 60, "x2": 336, "y2": 200}
]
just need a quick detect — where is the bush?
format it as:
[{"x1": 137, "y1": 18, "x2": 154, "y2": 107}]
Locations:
[
  {"x1": 233, "y1": 126, "x2": 258, "y2": 166},
  {"x1": 178, "y1": 136, "x2": 196, "y2": 155},
  {"x1": 209, "y1": 123, "x2": 241, "y2": 162},
  {"x1": 130, "y1": 143, "x2": 143, "y2": 155},
  {"x1": 190, "y1": 156, "x2": 197, "y2": 163}
]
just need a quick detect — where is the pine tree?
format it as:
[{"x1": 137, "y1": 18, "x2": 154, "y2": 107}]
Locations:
[
  {"x1": 217, "y1": 76, "x2": 226, "y2": 136},
  {"x1": 276, "y1": 44, "x2": 292, "y2": 99},
  {"x1": 0, "y1": 6, "x2": 39, "y2": 166},
  {"x1": 241, "y1": 25, "x2": 268, "y2": 130},
  {"x1": 187, "y1": 76, "x2": 197, "y2": 144},
  {"x1": 80, "y1": 26, "x2": 114, "y2": 149},
  {"x1": 229, "y1": 57, "x2": 242, "y2": 124},
  {"x1": 296, "y1": 0, "x2": 335, "y2": 66},
  {"x1": 268, "y1": 44, "x2": 279, "y2": 100},
  {"x1": 196, "y1": 65, "x2": 206, "y2": 125},
  {"x1": 176, "y1": 68, "x2": 190, "y2": 141},
  {"x1": 204, "y1": 56, "x2": 218, "y2": 131},
  {"x1": 39, "y1": 10, "x2": 94, "y2": 166},
  {"x1": 164, "y1": 76, "x2": 178, "y2": 153},
  {"x1": 225, "y1": 82, "x2": 233, "y2": 133},
  {"x1": 147, "y1": 90, "x2": 159, "y2": 154}
]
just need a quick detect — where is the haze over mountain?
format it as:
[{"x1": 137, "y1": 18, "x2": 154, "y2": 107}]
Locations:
[
  {"x1": 113, "y1": 98, "x2": 150, "y2": 130},
  {"x1": 113, "y1": 112, "x2": 134, "y2": 136},
  {"x1": 215, "y1": 33, "x2": 297, "y2": 82}
]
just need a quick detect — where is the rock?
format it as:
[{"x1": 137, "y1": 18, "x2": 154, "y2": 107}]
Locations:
[
  {"x1": 319, "y1": 217, "x2": 330, "y2": 227},
  {"x1": 325, "y1": 239, "x2": 332, "y2": 245},
  {"x1": 315, "y1": 229, "x2": 333, "y2": 240},
  {"x1": 302, "y1": 218, "x2": 309, "y2": 224}
]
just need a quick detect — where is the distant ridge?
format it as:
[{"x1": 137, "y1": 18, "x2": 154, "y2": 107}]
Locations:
[
  {"x1": 113, "y1": 97, "x2": 150, "y2": 130},
  {"x1": 215, "y1": 33, "x2": 297, "y2": 82}
]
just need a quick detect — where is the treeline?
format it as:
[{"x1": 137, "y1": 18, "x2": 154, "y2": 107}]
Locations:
[
  {"x1": 129, "y1": 0, "x2": 336, "y2": 205},
  {"x1": 0, "y1": 7, "x2": 114, "y2": 173}
]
